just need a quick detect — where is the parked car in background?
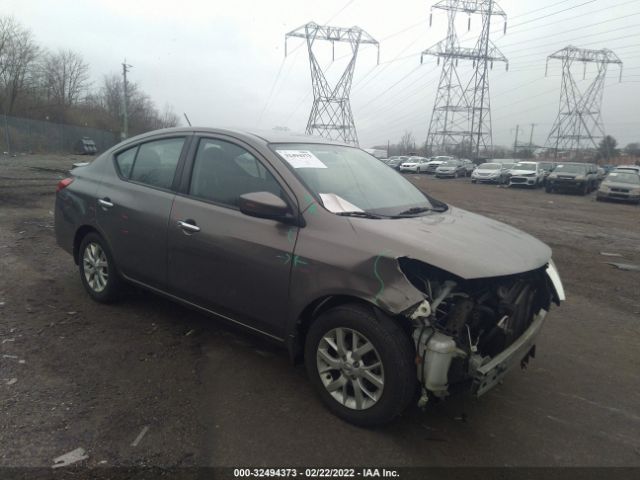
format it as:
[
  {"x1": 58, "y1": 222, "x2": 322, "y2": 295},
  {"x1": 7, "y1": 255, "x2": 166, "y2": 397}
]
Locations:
[
  {"x1": 545, "y1": 162, "x2": 599, "y2": 195},
  {"x1": 538, "y1": 161, "x2": 556, "y2": 185},
  {"x1": 612, "y1": 165, "x2": 640, "y2": 175},
  {"x1": 424, "y1": 156, "x2": 454, "y2": 174},
  {"x1": 471, "y1": 162, "x2": 510, "y2": 184},
  {"x1": 596, "y1": 171, "x2": 640, "y2": 204},
  {"x1": 508, "y1": 161, "x2": 544, "y2": 188},
  {"x1": 54, "y1": 127, "x2": 565, "y2": 427},
  {"x1": 596, "y1": 167, "x2": 606, "y2": 184},
  {"x1": 460, "y1": 159, "x2": 475, "y2": 176},
  {"x1": 386, "y1": 156, "x2": 407, "y2": 170},
  {"x1": 400, "y1": 156, "x2": 429, "y2": 173},
  {"x1": 435, "y1": 159, "x2": 466, "y2": 178}
]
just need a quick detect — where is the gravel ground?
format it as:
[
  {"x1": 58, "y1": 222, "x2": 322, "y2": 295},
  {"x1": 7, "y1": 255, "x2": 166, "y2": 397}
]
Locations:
[{"x1": 0, "y1": 154, "x2": 639, "y2": 468}]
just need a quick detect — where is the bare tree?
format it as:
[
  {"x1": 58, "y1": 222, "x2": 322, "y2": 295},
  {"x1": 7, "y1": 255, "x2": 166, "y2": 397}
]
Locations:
[
  {"x1": 0, "y1": 17, "x2": 40, "y2": 114},
  {"x1": 157, "y1": 104, "x2": 179, "y2": 128},
  {"x1": 41, "y1": 49, "x2": 90, "y2": 109},
  {"x1": 399, "y1": 130, "x2": 415, "y2": 154}
]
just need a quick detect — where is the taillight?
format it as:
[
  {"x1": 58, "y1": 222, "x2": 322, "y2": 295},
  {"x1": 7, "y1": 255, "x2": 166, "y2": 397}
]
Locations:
[{"x1": 56, "y1": 177, "x2": 74, "y2": 192}]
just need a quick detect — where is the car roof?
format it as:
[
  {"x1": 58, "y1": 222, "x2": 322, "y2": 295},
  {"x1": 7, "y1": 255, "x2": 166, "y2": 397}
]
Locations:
[{"x1": 120, "y1": 126, "x2": 352, "y2": 147}]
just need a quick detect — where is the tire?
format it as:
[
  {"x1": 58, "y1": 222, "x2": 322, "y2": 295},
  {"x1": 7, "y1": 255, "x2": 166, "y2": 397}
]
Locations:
[
  {"x1": 471, "y1": 179, "x2": 476, "y2": 184},
  {"x1": 580, "y1": 183, "x2": 588, "y2": 196},
  {"x1": 305, "y1": 304, "x2": 416, "y2": 427},
  {"x1": 78, "y1": 232, "x2": 122, "y2": 303},
  {"x1": 545, "y1": 185, "x2": 553, "y2": 193}
]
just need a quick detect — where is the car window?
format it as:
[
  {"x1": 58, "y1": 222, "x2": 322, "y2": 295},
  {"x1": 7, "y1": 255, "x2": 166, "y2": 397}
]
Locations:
[
  {"x1": 115, "y1": 146, "x2": 137, "y2": 178},
  {"x1": 189, "y1": 138, "x2": 284, "y2": 207},
  {"x1": 129, "y1": 137, "x2": 185, "y2": 189}
]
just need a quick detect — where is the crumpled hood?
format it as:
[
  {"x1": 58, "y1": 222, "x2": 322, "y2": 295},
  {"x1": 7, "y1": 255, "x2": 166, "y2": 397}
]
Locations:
[{"x1": 352, "y1": 206, "x2": 551, "y2": 279}]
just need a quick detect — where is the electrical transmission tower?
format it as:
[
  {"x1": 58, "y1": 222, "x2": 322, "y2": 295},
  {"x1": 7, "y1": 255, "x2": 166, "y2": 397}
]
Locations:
[
  {"x1": 422, "y1": 0, "x2": 507, "y2": 159},
  {"x1": 545, "y1": 45, "x2": 623, "y2": 160},
  {"x1": 285, "y1": 22, "x2": 379, "y2": 146}
]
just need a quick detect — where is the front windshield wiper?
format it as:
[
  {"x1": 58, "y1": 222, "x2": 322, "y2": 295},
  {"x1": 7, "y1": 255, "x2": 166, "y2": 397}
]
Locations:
[
  {"x1": 393, "y1": 206, "x2": 444, "y2": 217},
  {"x1": 335, "y1": 211, "x2": 385, "y2": 219}
]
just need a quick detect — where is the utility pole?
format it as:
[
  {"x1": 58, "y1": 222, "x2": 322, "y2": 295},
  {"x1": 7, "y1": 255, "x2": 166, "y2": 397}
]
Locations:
[
  {"x1": 422, "y1": 0, "x2": 508, "y2": 160},
  {"x1": 528, "y1": 123, "x2": 535, "y2": 149},
  {"x1": 513, "y1": 124, "x2": 519, "y2": 156},
  {"x1": 285, "y1": 22, "x2": 379, "y2": 146},
  {"x1": 121, "y1": 60, "x2": 132, "y2": 140},
  {"x1": 545, "y1": 46, "x2": 622, "y2": 161}
]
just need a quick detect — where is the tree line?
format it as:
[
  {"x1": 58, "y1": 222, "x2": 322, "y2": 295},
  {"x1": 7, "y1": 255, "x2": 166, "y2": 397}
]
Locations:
[{"x1": 0, "y1": 16, "x2": 179, "y2": 137}]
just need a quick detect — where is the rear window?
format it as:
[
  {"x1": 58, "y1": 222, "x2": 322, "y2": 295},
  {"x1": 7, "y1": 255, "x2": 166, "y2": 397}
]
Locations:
[
  {"x1": 115, "y1": 147, "x2": 137, "y2": 178},
  {"x1": 129, "y1": 137, "x2": 185, "y2": 189}
]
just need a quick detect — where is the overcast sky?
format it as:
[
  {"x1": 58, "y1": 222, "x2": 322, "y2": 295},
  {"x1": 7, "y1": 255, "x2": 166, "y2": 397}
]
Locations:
[{"x1": 6, "y1": 0, "x2": 640, "y2": 148}]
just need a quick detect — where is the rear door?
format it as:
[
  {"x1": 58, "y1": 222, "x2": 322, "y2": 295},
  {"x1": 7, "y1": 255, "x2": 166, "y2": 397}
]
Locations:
[
  {"x1": 166, "y1": 135, "x2": 297, "y2": 339},
  {"x1": 96, "y1": 135, "x2": 189, "y2": 289}
]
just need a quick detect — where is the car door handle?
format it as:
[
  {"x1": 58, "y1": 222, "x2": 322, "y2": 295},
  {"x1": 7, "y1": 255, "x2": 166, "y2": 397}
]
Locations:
[
  {"x1": 98, "y1": 198, "x2": 114, "y2": 208},
  {"x1": 177, "y1": 220, "x2": 200, "y2": 233}
]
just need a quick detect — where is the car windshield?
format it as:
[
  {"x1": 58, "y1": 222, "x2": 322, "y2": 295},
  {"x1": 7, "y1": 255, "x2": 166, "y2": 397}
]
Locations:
[
  {"x1": 554, "y1": 164, "x2": 586, "y2": 174},
  {"x1": 272, "y1": 144, "x2": 435, "y2": 216},
  {"x1": 479, "y1": 163, "x2": 500, "y2": 169},
  {"x1": 606, "y1": 172, "x2": 640, "y2": 184},
  {"x1": 513, "y1": 162, "x2": 536, "y2": 169}
]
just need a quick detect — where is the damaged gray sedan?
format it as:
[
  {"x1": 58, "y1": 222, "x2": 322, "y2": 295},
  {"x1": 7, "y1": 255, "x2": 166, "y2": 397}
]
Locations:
[{"x1": 54, "y1": 127, "x2": 565, "y2": 427}]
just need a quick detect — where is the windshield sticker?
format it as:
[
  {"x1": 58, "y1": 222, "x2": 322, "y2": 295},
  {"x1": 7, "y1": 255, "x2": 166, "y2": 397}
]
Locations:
[
  {"x1": 276, "y1": 150, "x2": 327, "y2": 169},
  {"x1": 319, "y1": 193, "x2": 364, "y2": 213}
]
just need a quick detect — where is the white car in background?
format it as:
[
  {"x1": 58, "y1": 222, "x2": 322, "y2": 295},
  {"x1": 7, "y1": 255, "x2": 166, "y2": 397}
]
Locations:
[
  {"x1": 400, "y1": 156, "x2": 429, "y2": 173},
  {"x1": 424, "y1": 156, "x2": 454, "y2": 174},
  {"x1": 471, "y1": 162, "x2": 510, "y2": 184},
  {"x1": 508, "y1": 161, "x2": 544, "y2": 188}
]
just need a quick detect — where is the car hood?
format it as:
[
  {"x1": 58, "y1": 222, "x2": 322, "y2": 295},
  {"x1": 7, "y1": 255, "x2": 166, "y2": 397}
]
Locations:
[
  {"x1": 603, "y1": 180, "x2": 639, "y2": 189},
  {"x1": 352, "y1": 206, "x2": 551, "y2": 279},
  {"x1": 475, "y1": 169, "x2": 500, "y2": 173},
  {"x1": 510, "y1": 169, "x2": 536, "y2": 175}
]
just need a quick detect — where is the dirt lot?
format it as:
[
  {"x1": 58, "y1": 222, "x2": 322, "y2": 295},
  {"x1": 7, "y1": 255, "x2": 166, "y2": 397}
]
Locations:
[{"x1": 1, "y1": 154, "x2": 639, "y2": 468}]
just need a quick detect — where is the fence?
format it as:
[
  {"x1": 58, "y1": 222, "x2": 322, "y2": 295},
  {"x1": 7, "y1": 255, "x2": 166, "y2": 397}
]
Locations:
[{"x1": 0, "y1": 114, "x2": 118, "y2": 154}]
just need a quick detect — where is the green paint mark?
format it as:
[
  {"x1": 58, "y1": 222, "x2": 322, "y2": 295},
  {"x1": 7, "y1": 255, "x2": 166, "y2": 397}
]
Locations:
[
  {"x1": 277, "y1": 252, "x2": 307, "y2": 268},
  {"x1": 373, "y1": 257, "x2": 385, "y2": 305},
  {"x1": 303, "y1": 193, "x2": 318, "y2": 214},
  {"x1": 277, "y1": 253, "x2": 291, "y2": 264},
  {"x1": 292, "y1": 255, "x2": 307, "y2": 267},
  {"x1": 287, "y1": 227, "x2": 296, "y2": 244},
  {"x1": 373, "y1": 250, "x2": 392, "y2": 306}
]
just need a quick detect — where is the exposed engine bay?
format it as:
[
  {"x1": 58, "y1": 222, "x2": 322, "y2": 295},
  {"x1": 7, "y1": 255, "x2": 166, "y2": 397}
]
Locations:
[{"x1": 399, "y1": 258, "x2": 563, "y2": 404}]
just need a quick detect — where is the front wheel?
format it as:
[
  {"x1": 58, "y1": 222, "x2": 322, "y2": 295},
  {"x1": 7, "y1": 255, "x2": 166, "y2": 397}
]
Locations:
[
  {"x1": 79, "y1": 232, "x2": 122, "y2": 303},
  {"x1": 305, "y1": 304, "x2": 416, "y2": 427}
]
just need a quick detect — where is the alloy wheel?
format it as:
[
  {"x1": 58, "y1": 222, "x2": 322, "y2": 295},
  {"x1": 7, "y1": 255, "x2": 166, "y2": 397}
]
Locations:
[
  {"x1": 316, "y1": 327, "x2": 384, "y2": 410},
  {"x1": 83, "y1": 242, "x2": 109, "y2": 293}
]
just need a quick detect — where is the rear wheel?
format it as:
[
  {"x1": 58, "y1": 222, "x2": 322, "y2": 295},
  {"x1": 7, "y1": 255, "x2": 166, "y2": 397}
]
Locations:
[
  {"x1": 305, "y1": 304, "x2": 416, "y2": 427},
  {"x1": 78, "y1": 233, "x2": 122, "y2": 303}
]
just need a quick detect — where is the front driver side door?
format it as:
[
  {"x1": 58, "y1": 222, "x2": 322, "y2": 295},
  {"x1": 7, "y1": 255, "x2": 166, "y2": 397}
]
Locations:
[{"x1": 166, "y1": 136, "x2": 297, "y2": 339}]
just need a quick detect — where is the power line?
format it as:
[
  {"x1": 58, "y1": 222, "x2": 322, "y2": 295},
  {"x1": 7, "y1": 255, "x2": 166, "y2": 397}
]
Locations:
[
  {"x1": 491, "y1": 0, "x2": 640, "y2": 37},
  {"x1": 497, "y1": 11, "x2": 640, "y2": 49}
]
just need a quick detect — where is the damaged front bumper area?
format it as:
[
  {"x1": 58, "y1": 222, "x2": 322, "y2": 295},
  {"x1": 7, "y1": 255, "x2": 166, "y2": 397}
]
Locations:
[{"x1": 403, "y1": 258, "x2": 564, "y2": 404}]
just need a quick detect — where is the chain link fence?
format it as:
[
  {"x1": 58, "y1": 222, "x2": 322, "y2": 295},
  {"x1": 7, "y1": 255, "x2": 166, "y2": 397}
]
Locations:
[{"x1": 1, "y1": 114, "x2": 118, "y2": 154}]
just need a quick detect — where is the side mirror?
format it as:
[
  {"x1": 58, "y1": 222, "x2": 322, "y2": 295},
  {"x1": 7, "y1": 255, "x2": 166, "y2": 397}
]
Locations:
[{"x1": 239, "y1": 191, "x2": 293, "y2": 222}]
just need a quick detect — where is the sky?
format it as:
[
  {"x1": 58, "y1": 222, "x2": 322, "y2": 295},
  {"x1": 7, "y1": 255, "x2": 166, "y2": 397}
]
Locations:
[{"x1": 5, "y1": 0, "x2": 640, "y2": 149}]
